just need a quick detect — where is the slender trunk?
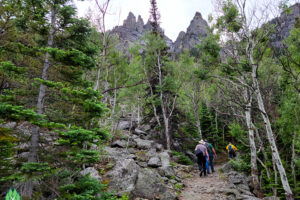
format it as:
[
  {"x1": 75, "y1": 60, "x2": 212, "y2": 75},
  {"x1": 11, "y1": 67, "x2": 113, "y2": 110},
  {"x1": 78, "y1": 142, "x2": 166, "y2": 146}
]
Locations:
[
  {"x1": 242, "y1": 88, "x2": 260, "y2": 196},
  {"x1": 157, "y1": 53, "x2": 171, "y2": 150},
  {"x1": 137, "y1": 97, "x2": 141, "y2": 125},
  {"x1": 251, "y1": 62, "x2": 293, "y2": 199},
  {"x1": 291, "y1": 132, "x2": 296, "y2": 189},
  {"x1": 272, "y1": 154, "x2": 278, "y2": 197},
  {"x1": 192, "y1": 92, "x2": 202, "y2": 139},
  {"x1": 24, "y1": 7, "x2": 56, "y2": 198}
]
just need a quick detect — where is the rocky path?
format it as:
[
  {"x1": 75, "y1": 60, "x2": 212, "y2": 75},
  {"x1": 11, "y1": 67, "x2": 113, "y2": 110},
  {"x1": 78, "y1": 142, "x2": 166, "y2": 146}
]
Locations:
[{"x1": 179, "y1": 165, "x2": 228, "y2": 200}]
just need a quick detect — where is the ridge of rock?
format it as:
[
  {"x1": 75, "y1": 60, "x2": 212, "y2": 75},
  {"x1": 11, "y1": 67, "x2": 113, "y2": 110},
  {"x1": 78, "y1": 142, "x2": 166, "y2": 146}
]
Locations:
[{"x1": 270, "y1": 3, "x2": 300, "y2": 49}]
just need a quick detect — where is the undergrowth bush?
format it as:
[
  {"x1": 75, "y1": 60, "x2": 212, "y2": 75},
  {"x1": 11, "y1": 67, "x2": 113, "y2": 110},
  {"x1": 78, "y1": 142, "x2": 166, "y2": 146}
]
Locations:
[{"x1": 172, "y1": 151, "x2": 193, "y2": 165}]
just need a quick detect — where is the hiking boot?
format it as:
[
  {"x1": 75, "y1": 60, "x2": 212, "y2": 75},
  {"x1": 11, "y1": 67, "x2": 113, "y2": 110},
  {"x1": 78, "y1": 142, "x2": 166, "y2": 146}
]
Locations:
[{"x1": 200, "y1": 171, "x2": 203, "y2": 177}]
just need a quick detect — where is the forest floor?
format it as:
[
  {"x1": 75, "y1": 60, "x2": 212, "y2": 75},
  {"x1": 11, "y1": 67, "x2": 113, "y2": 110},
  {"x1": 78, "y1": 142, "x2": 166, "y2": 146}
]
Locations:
[{"x1": 179, "y1": 165, "x2": 228, "y2": 200}]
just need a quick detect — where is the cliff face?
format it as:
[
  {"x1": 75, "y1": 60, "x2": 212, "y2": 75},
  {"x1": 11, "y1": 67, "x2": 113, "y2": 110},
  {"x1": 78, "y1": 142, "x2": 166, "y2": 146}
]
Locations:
[
  {"x1": 171, "y1": 12, "x2": 208, "y2": 53},
  {"x1": 111, "y1": 3, "x2": 299, "y2": 54},
  {"x1": 111, "y1": 12, "x2": 173, "y2": 50},
  {"x1": 270, "y1": 3, "x2": 300, "y2": 49},
  {"x1": 111, "y1": 11, "x2": 208, "y2": 53}
]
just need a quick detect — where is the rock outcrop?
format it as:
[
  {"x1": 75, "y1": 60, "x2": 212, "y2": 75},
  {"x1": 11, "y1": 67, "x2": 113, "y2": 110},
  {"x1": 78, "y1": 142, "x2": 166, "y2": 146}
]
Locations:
[
  {"x1": 111, "y1": 11, "x2": 209, "y2": 54},
  {"x1": 100, "y1": 129, "x2": 180, "y2": 199},
  {"x1": 171, "y1": 12, "x2": 208, "y2": 53},
  {"x1": 111, "y1": 12, "x2": 173, "y2": 50},
  {"x1": 270, "y1": 3, "x2": 300, "y2": 49}
]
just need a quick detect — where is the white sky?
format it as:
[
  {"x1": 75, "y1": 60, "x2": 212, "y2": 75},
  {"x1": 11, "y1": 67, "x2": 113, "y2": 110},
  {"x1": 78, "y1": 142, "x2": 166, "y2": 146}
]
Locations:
[{"x1": 74, "y1": 0, "x2": 214, "y2": 41}]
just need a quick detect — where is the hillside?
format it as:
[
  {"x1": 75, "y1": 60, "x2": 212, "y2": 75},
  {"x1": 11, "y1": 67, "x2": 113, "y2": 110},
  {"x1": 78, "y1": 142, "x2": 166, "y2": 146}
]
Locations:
[{"x1": 0, "y1": 0, "x2": 299, "y2": 200}]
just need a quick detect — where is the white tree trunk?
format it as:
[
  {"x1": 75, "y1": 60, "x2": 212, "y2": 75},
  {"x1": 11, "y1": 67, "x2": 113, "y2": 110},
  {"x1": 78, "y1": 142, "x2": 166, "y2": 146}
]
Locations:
[
  {"x1": 191, "y1": 92, "x2": 202, "y2": 139},
  {"x1": 251, "y1": 63, "x2": 293, "y2": 199},
  {"x1": 157, "y1": 53, "x2": 171, "y2": 150},
  {"x1": 242, "y1": 88, "x2": 260, "y2": 196}
]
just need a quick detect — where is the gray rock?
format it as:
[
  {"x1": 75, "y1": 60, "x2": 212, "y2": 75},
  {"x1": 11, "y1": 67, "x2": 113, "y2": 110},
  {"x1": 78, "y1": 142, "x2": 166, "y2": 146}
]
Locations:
[
  {"x1": 270, "y1": 3, "x2": 300, "y2": 49},
  {"x1": 263, "y1": 197, "x2": 279, "y2": 200},
  {"x1": 134, "y1": 168, "x2": 176, "y2": 200},
  {"x1": 134, "y1": 138, "x2": 154, "y2": 150},
  {"x1": 117, "y1": 121, "x2": 132, "y2": 130},
  {"x1": 18, "y1": 152, "x2": 29, "y2": 159},
  {"x1": 221, "y1": 188, "x2": 241, "y2": 196},
  {"x1": 1, "y1": 122, "x2": 16, "y2": 129},
  {"x1": 111, "y1": 140, "x2": 127, "y2": 148},
  {"x1": 159, "y1": 151, "x2": 171, "y2": 167},
  {"x1": 137, "y1": 162, "x2": 148, "y2": 168},
  {"x1": 221, "y1": 162, "x2": 234, "y2": 173},
  {"x1": 80, "y1": 167, "x2": 101, "y2": 181},
  {"x1": 158, "y1": 166, "x2": 175, "y2": 178},
  {"x1": 186, "y1": 150, "x2": 197, "y2": 162},
  {"x1": 145, "y1": 148, "x2": 157, "y2": 160},
  {"x1": 16, "y1": 143, "x2": 30, "y2": 150},
  {"x1": 155, "y1": 143, "x2": 164, "y2": 152},
  {"x1": 134, "y1": 128, "x2": 147, "y2": 135},
  {"x1": 105, "y1": 159, "x2": 140, "y2": 196},
  {"x1": 127, "y1": 148, "x2": 136, "y2": 154},
  {"x1": 171, "y1": 12, "x2": 208, "y2": 54},
  {"x1": 148, "y1": 157, "x2": 162, "y2": 167},
  {"x1": 238, "y1": 194, "x2": 260, "y2": 200}
]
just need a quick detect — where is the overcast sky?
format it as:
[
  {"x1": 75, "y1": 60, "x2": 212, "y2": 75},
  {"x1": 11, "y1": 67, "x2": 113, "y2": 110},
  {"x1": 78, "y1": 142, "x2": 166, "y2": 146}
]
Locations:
[{"x1": 75, "y1": 0, "x2": 214, "y2": 41}]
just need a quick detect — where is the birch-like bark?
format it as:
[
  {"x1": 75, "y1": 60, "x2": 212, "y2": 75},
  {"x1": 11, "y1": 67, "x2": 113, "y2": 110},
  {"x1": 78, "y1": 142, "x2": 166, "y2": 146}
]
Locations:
[
  {"x1": 24, "y1": 7, "x2": 56, "y2": 198},
  {"x1": 242, "y1": 87, "x2": 260, "y2": 196},
  {"x1": 251, "y1": 58, "x2": 293, "y2": 199},
  {"x1": 191, "y1": 92, "x2": 202, "y2": 139},
  {"x1": 157, "y1": 52, "x2": 171, "y2": 150}
]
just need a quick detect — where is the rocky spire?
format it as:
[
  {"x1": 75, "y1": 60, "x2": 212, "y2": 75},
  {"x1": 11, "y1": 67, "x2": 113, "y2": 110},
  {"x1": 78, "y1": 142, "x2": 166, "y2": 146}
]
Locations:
[
  {"x1": 172, "y1": 12, "x2": 208, "y2": 53},
  {"x1": 137, "y1": 15, "x2": 144, "y2": 32},
  {"x1": 123, "y1": 12, "x2": 137, "y2": 30}
]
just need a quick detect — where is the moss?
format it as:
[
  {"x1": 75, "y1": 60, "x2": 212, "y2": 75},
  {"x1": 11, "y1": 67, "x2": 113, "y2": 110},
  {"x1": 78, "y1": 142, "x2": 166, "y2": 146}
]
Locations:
[{"x1": 0, "y1": 128, "x2": 18, "y2": 142}]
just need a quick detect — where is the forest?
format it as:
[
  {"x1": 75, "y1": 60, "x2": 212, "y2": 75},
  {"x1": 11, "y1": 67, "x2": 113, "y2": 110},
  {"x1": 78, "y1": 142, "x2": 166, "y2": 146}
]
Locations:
[{"x1": 0, "y1": 0, "x2": 299, "y2": 199}]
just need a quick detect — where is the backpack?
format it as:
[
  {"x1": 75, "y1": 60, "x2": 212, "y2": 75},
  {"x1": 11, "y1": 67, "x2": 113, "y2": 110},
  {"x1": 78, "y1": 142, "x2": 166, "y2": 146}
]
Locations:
[
  {"x1": 195, "y1": 146, "x2": 203, "y2": 156},
  {"x1": 228, "y1": 145, "x2": 234, "y2": 153}
]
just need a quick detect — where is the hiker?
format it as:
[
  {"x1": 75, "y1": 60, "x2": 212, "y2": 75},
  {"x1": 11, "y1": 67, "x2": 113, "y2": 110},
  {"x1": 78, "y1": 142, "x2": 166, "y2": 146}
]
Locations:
[
  {"x1": 195, "y1": 140, "x2": 209, "y2": 177},
  {"x1": 226, "y1": 142, "x2": 238, "y2": 158},
  {"x1": 205, "y1": 141, "x2": 217, "y2": 173}
]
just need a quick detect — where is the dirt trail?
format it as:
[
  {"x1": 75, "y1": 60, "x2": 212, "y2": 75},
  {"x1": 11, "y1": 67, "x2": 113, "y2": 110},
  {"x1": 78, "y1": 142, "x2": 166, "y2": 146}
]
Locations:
[{"x1": 179, "y1": 165, "x2": 228, "y2": 200}]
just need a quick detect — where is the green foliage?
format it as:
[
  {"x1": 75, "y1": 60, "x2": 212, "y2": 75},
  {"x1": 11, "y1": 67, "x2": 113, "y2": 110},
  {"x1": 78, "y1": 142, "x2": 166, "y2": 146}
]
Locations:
[
  {"x1": 228, "y1": 122, "x2": 246, "y2": 138},
  {"x1": 216, "y1": 0, "x2": 242, "y2": 32},
  {"x1": 59, "y1": 175, "x2": 117, "y2": 200},
  {"x1": 230, "y1": 158, "x2": 251, "y2": 173},
  {"x1": 172, "y1": 151, "x2": 193, "y2": 165}
]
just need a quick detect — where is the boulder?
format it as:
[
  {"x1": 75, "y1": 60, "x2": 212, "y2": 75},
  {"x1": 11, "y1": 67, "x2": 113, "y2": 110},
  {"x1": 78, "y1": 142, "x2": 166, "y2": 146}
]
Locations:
[
  {"x1": 145, "y1": 148, "x2": 157, "y2": 160},
  {"x1": 185, "y1": 150, "x2": 197, "y2": 162},
  {"x1": 159, "y1": 151, "x2": 171, "y2": 167},
  {"x1": 117, "y1": 121, "x2": 132, "y2": 130},
  {"x1": 105, "y1": 159, "x2": 140, "y2": 196},
  {"x1": 148, "y1": 157, "x2": 162, "y2": 168},
  {"x1": 134, "y1": 138, "x2": 154, "y2": 150},
  {"x1": 134, "y1": 128, "x2": 147, "y2": 135},
  {"x1": 263, "y1": 197, "x2": 279, "y2": 200},
  {"x1": 134, "y1": 168, "x2": 176, "y2": 200},
  {"x1": 155, "y1": 143, "x2": 164, "y2": 152},
  {"x1": 111, "y1": 140, "x2": 127, "y2": 148},
  {"x1": 221, "y1": 162, "x2": 234, "y2": 173},
  {"x1": 80, "y1": 167, "x2": 101, "y2": 181}
]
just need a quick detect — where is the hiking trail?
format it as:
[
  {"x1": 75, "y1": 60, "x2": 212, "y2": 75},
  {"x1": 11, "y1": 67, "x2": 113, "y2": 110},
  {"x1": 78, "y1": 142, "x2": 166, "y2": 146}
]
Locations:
[{"x1": 179, "y1": 165, "x2": 228, "y2": 200}]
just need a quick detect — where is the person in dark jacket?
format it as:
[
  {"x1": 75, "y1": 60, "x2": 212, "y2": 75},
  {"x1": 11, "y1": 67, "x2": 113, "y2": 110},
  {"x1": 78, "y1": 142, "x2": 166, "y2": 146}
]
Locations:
[{"x1": 195, "y1": 140, "x2": 209, "y2": 177}]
